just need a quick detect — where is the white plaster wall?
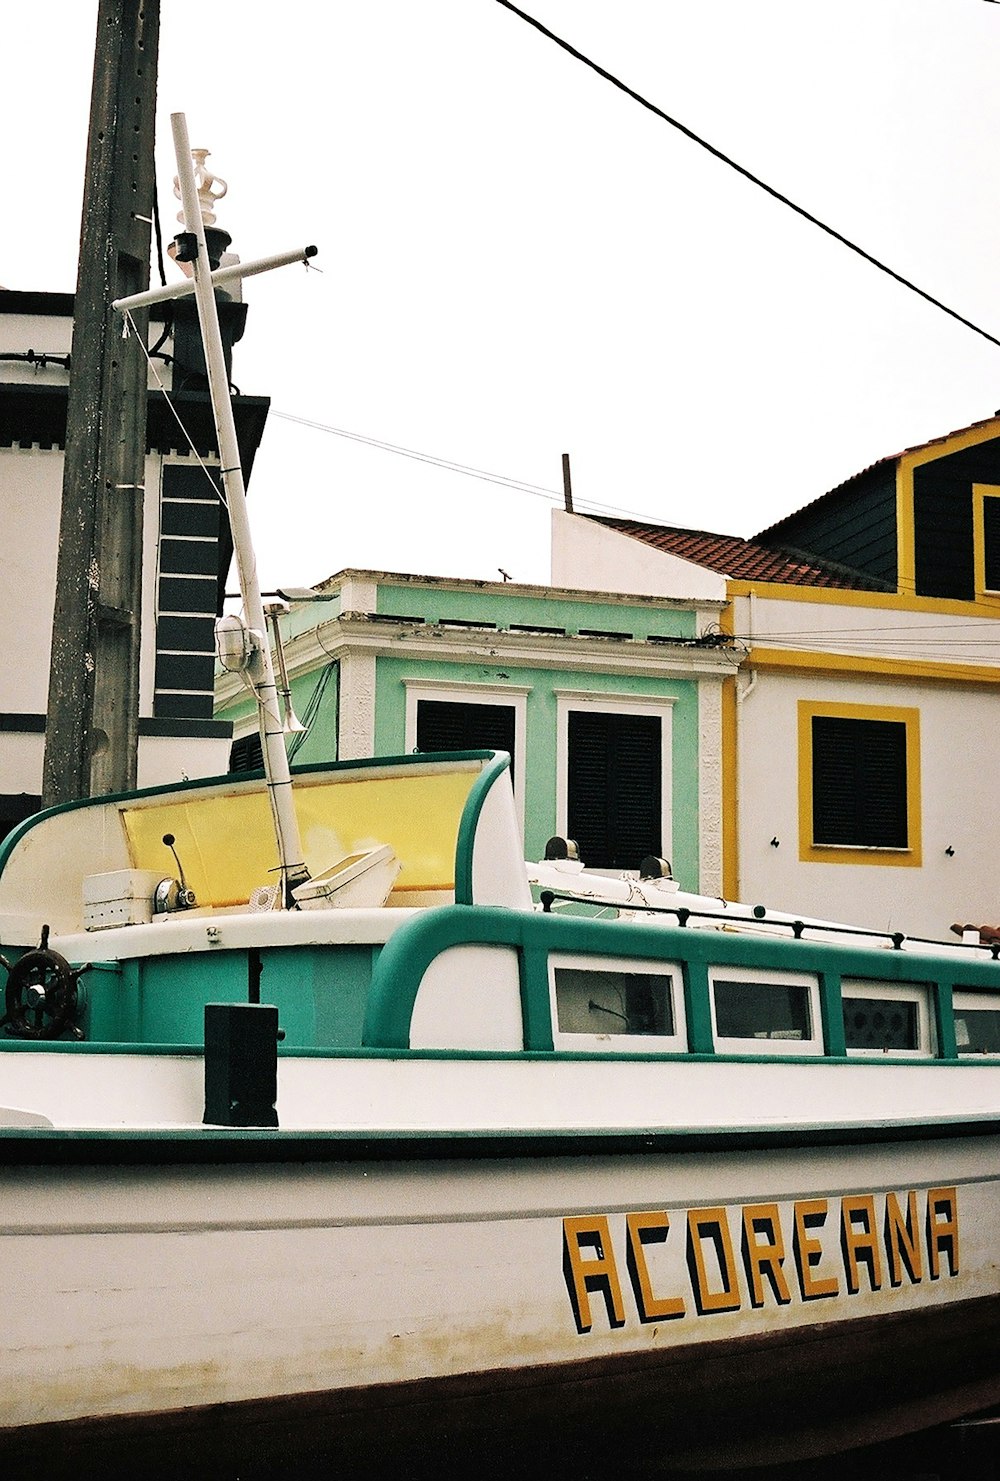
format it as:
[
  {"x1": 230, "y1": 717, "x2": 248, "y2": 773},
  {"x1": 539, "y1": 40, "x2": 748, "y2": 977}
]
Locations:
[
  {"x1": 551, "y1": 510, "x2": 727, "y2": 601},
  {"x1": 0, "y1": 448, "x2": 62, "y2": 712},
  {"x1": 0, "y1": 733, "x2": 44, "y2": 796},
  {"x1": 732, "y1": 592, "x2": 1000, "y2": 666},
  {"x1": 737, "y1": 669, "x2": 1000, "y2": 941},
  {"x1": 0, "y1": 314, "x2": 72, "y2": 363},
  {"x1": 698, "y1": 678, "x2": 724, "y2": 896},
  {"x1": 136, "y1": 734, "x2": 231, "y2": 789}
]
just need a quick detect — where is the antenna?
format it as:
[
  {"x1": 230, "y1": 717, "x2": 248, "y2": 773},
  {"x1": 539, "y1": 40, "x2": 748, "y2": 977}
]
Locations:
[{"x1": 562, "y1": 453, "x2": 574, "y2": 513}]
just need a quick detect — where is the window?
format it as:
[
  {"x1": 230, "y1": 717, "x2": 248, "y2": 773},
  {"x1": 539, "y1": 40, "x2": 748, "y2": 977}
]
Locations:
[
  {"x1": 556, "y1": 694, "x2": 673, "y2": 873},
  {"x1": 404, "y1": 680, "x2": 528, "y2": 824},
  {"x1": 798, "y1": 702, "x2": 921, "y2": 867},
  {"x1": 841, "y1": 981, "x2": 932, "y2": 1057},
  {"x1": 549, "y1": 954, "x2": 685, "y2": 1052},
  {"x1": 229, "y1": 732, "x2": 263, "y2": 773},
  {"x1": 416, "y1": 699, "x2": 516, "y2": 778},
  {"x1": 708, "y1": 967, "x2": 822, "y2": 1056},
  {"x1": 983, "y1": 500, "x2": 1000, "y2": 592},
  {"x1": 953, "y1": 991, "x2": 1000, "y2": 1055}
]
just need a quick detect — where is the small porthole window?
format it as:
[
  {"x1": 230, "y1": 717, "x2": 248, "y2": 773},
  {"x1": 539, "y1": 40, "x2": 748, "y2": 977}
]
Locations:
[{"x1": 841, "y1": 981, "x2": 931, "y2": 1057}]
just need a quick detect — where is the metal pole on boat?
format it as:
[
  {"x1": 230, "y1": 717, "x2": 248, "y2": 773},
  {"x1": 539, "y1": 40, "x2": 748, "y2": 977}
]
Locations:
[{"x1": 169, "y1": 112, "x2": 309, "y2": 905}]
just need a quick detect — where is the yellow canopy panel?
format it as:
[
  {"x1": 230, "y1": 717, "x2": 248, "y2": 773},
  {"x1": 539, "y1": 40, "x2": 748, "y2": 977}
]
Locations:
[{"x1": 121, "y1": 769, "x2": 476, "y2": 908}]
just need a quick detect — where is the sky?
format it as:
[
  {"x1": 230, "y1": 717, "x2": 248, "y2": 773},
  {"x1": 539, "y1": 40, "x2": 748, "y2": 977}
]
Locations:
[{"x1": 4, "y1": 1, "x2": 1000, "y2": 593}]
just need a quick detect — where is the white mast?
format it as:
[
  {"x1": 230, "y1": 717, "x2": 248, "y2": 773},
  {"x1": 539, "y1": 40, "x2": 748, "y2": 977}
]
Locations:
[{"x1": 115, "y1": 114, "x2": 315, "y2": 904}]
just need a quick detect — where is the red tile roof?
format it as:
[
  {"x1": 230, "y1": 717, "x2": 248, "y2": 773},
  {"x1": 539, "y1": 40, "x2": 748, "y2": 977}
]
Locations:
[{"x1": 589, "y1": 517, "x2": 881, "y2": 589}]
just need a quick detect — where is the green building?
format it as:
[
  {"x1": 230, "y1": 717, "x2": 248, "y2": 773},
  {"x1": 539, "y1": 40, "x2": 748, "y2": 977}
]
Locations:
[{"x1": 215, "y1": 570, "x2": 737, "y2": 893}]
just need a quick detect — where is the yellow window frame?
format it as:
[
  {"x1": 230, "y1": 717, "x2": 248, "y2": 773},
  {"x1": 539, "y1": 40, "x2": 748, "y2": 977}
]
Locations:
[
  {"x1": 798, "y1": 700, "x2": 921, "y2": 867},
  {"x1": 972, "y1": 484, "x2": 1000, "y2": 601}
]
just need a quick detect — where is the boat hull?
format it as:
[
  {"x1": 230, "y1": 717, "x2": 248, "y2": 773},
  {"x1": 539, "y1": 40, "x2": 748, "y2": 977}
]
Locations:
[{"x1": 1, "y1": 1126, "x2": 997, "y2": 1470}]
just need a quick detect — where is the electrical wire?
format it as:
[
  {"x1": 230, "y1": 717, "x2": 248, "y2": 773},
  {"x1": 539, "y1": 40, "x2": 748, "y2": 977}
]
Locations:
[
  {"x1": 122, "y1": 308, "x2": 228, "y2": 508},
  {"x1": 270, "y1": 410, "x2": 672, "y2": 523},
  {"x1": 494, "y1": 0, "x2": 1000, "y2": 353}
]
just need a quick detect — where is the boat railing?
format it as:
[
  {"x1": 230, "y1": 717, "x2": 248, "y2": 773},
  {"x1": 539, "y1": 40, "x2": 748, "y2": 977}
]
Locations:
[{"x1": 537, "y1": 890, "x2": 1000, "y2": 959}]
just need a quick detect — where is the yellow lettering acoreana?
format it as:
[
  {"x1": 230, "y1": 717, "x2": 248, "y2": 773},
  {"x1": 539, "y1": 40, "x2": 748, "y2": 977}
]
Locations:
[
  {"x1": 686, "y1": 1207, "x2": 742, "y2": 1314},
  {"x1": 793, "y1": 1199, "x2": 839, "y2": 1300},
  {"x1": 926, "y1": 1187, "x2": 960, "y2": 1280},
  {"x1": 884, "y1": 1190, "x2": 923, "y2": 1286},
  {"x1": 841, "y1": 1195, "x2": 883, "y2": 1294},
  {"x1": 562, "y1": 1215, "x2": 626, "y2": 1332},
  {"x1": 625, "y1": 1211, "x2": 685, "y2": 1322},
  {"x1": 742, "y1": 1203, "x2": 792, "y2": 1307}
]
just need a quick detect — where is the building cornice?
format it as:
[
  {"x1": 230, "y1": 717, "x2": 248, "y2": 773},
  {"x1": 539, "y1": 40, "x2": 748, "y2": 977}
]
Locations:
[{"x1": 215, "y1": 615, "x2": 740, "y2": 709}]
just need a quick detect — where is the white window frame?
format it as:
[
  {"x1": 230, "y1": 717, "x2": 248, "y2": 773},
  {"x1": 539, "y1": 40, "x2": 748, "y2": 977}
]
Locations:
[
  {"x1": 841, "y1": 979, "x2": 934, "y2": 1058},
  {"x1": 554, "y1": 691, "x2": 674, "y2": 870},
  {"x1": 548, "y1": 952, "x2": 686, "y2": 1054},
  {"x1": 708, "y1": 965, "x2": 824, "y2": 1057},
  {"x1": 952, "y1": 990, "x2": 1000, "y2": 1055},
  {"x1": 404, "y1": 678, "x2": 529, "y2": 827}
]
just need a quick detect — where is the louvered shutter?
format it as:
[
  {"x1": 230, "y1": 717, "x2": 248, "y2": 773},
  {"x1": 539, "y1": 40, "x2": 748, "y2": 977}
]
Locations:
[
  {"x1": 567, "y1": 711, "x2": 661, "y2": 870},
  {"x1": 416, "y1": 700, "x2": 516, "y2": 782},
  {"x1": 811, "y1": 716, "x2": 907, "y2": 848},
  {"x1": 229, "y1": 733, "x2": 263, "y2": 774},
  {"x1": 984, "y1": 498, "x2": 1000, "y2": 592}
]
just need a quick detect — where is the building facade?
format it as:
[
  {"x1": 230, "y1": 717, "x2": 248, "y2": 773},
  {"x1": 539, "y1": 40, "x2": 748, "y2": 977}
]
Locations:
[
  {"x1": 0, "y1": 288, "x2": 267, "y2": 836},
  {"x1": 551, "y1": 414, "x2": 1000, "y2": 941},
  {"x1": 216, "y1": 571, "x2": 736, "y2": 892}
]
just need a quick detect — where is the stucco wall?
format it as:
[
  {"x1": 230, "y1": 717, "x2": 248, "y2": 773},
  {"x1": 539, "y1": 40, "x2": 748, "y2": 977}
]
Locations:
[{"x1": 736, "y1": 668, "x2": 1000, "y2": 940}]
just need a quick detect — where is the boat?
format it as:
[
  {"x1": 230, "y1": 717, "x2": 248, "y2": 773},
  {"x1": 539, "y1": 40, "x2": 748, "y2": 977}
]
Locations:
[
  {"x1": 2, "y1": 116, "x2": 1000, "y2": 1481},
  {"x1": 3, "y1": 753, "x2": 1000, "y2": 1474}
]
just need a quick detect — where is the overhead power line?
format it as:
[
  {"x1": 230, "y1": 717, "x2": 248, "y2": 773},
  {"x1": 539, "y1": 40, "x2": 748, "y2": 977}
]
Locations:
[
  {"x1": 270, "y1": 409, "x2": 670, "y2": 523},
  {"x1": 494, "y1": 0, "x2": 1000, "y2": 353}
]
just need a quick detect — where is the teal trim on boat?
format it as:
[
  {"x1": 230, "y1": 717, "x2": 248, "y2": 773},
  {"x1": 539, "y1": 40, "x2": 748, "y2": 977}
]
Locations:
[
  {"x1": 454, "y1": 750, "x2": 514, "y2": 905},
  {"x1": 363, "y1": 904, "x2": 1000, "y2": 1054}
]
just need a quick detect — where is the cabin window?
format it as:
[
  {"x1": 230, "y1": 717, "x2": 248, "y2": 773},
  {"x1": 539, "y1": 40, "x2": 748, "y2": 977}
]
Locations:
[
  {"x1": 549, "y1": 954, "x2": 685, "y2": 1052},
  {"x1": 798, "y1": 702, "x2": 921, "y2": 866},
  {"x1": 953, "y1": 991, "x2": 1000, "y2": 1055},
  {"x1": 708, "y1": 968, "x2": 822, "y2": 1056},
  {"x1": 841, "y1": 981, "x2": 932, "y2": 1056},
  {"x1": 555, "y1": 695, "x2": 673, "y2": 873}
]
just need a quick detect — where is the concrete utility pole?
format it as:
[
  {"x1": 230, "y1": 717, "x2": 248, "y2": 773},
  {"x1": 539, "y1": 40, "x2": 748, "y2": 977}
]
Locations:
[{"x1": 42, "y1": 0, "x2": 160, "y2": 806}]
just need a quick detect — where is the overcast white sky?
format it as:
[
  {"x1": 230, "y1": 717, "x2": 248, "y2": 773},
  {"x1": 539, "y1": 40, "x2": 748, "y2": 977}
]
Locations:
[{"x1": 4, "y1": 1, "x2": 1000, "y2": 591}]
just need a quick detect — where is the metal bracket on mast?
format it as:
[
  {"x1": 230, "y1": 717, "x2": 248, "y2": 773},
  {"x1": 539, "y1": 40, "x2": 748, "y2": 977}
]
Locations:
[{"x1": 114, "y1": 113, "x2": 315, "y2": 906}]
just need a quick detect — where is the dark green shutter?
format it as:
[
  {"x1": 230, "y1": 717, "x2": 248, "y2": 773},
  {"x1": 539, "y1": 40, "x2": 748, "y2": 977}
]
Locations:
[
  {"x1": 812, "y1": 716, "x2": 907, "y2": 848},
  {"x1": 416, "y1": 700, "x2": 516, "y2": 782},
  {"x1": 567, "y1": 711, "x2": 661, "y2": 870},
  {"x1": 984, "y1": 498, "x2": 1000, "y2": 592}
]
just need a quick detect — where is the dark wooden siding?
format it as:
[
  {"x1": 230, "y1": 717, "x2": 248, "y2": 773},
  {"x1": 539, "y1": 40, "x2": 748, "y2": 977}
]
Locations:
[
  {"x1": 913, "y1": 438, "x2": 1000, "y2": 599},
  {"x1": 757, "y1": 464, "x2": 898, "y2": 587}
]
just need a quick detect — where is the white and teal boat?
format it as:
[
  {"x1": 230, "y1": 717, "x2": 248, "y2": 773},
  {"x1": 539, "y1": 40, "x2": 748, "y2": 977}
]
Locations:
[
  {"x1": 1, "y1": 746, "x2": 1000, "y2": 1471},
  {"x1": 3, "y1": 112, "x2": 999, "y2": 1476}
]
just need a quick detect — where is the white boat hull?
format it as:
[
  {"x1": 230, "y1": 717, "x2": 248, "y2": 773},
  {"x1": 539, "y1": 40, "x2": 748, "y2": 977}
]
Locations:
[{"x1": 2, "y1": 1127, "x2": 999, "y2": 1469}]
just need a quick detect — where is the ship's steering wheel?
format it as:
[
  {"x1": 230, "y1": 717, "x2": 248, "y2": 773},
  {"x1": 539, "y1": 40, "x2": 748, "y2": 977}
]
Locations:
[{"x1": 0, "y1": 926, "x2": 88, "y2": 1041}]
